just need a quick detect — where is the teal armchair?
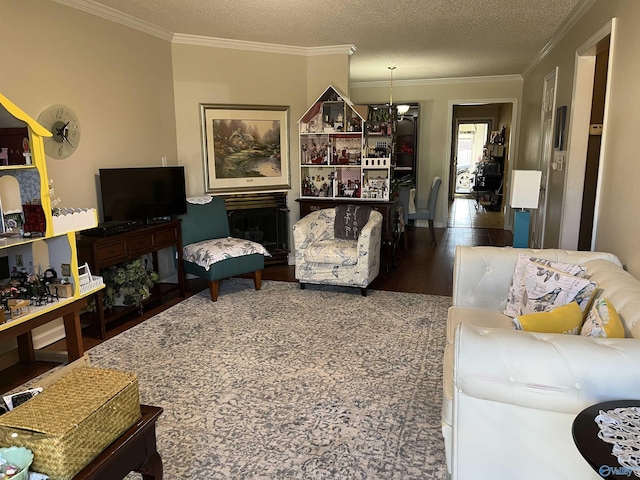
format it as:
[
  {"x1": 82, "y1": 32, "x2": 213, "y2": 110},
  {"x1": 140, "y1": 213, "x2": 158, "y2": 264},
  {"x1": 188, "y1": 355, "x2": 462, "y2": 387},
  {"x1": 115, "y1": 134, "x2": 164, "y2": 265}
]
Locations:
[{"x1": 176, "y1": 197, "x2": 267, "y2": 301}]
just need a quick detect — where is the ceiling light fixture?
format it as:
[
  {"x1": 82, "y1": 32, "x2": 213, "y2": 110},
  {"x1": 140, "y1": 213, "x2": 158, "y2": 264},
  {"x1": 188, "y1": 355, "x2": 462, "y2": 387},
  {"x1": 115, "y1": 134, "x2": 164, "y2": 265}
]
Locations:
[
  {"x1": 388, "y1": 66, "x2": 396, "y2": 106},
  {"x1": 397, "y1": 104, "x2": 410, "y2": 115}
]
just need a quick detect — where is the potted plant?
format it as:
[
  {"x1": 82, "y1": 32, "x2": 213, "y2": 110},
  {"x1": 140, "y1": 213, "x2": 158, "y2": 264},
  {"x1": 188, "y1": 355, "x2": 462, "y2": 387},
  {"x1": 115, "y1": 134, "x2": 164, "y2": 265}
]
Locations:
[{"x1": 100, "y1": 258, "x2": 160, "y2": 311}]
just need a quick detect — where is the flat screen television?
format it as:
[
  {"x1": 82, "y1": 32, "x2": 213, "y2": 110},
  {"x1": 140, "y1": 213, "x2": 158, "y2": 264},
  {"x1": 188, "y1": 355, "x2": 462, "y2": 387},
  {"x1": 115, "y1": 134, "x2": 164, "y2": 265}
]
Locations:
[{"x1": 99, "y1": 166, "x2": 187, "y2": 223}]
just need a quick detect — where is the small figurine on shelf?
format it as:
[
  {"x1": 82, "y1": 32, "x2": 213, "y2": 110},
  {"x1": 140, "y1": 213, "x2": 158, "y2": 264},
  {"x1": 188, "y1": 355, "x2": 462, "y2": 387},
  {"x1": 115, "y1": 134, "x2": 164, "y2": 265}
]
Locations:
[
  {"x1": 44, "y1": 268, "x2": 57, "y2": 282},
  {"x1": 22, "y1": 137, "x2": 32, "y2": 165}
]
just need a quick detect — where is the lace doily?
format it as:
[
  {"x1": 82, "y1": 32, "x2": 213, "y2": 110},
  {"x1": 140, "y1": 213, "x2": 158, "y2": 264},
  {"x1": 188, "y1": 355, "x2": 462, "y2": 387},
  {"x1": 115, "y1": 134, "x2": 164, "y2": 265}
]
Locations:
[
  {"x1": 187, "y1": 196, "x2": 213, "y2": 204},
  {"x1": 595, "y1": 406, "x2": 640, "y2": 477}
]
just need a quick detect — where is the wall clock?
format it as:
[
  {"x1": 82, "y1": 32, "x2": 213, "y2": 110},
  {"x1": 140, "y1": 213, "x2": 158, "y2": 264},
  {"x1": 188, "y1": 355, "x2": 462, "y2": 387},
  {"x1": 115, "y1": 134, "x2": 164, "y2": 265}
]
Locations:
[{"x1": 37, "y1": 104, "x2": 81, "y2": 159}]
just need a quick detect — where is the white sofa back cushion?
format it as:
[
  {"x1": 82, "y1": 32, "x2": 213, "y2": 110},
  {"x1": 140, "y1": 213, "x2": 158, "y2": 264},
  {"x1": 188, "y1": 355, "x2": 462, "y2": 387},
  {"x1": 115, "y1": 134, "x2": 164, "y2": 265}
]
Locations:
[{"x1": 452, "y1": 246, "x2": 621, "y2": 310}]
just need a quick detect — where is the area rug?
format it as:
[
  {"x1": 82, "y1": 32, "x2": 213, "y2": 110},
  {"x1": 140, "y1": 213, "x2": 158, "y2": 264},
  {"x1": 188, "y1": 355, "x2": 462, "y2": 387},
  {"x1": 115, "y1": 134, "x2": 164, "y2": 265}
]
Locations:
[{"x1": 88, "y1": 279, "x2": 451, "y2": 479}]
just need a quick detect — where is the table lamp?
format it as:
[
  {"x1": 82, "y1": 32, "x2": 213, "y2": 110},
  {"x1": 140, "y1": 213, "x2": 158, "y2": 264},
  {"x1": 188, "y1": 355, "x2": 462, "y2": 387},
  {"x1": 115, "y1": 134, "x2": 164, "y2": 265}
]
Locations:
[{"x1": 509, "y1": 170, "x2": 542, "y2": 248}]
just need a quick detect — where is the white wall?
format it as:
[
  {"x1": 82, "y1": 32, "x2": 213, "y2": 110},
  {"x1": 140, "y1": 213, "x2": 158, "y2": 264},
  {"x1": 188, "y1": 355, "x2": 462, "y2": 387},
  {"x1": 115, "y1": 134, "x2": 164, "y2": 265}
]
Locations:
[
  {"x1": 0, "y1": 0, "x2": 178, "y2": 213},
  {"x1": 519, "y1": 0, "x2": 640, "y2": 275}
]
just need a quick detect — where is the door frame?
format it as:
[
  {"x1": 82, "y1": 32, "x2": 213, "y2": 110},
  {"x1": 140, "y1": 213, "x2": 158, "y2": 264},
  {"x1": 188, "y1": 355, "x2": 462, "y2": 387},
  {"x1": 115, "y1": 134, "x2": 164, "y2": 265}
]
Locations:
[
  {"x1": 533, "y1": 67, "x2": 558, "y2": 249},
  {"x1": 559, "y1": 19, "x2": 616, "y2": 250},
  {"x1": 444, "y1": 98, "x2": 520, "y2": 230}
]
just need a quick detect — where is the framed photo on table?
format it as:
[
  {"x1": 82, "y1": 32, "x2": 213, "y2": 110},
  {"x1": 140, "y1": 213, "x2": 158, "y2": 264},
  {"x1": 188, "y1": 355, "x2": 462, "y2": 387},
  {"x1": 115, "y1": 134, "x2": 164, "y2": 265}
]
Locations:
[{"x1": 200, "y1": 104, "x2": 290, "y2": 194}]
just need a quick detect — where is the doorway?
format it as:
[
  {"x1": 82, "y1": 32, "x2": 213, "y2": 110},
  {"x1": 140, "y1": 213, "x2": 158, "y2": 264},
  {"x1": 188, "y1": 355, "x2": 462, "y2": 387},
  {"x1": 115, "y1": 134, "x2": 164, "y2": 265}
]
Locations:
[
  {"x1": 577, "y1": 42, "x2": 609, "y2": 250},
  {"x1": 559, "y1": 20, "x2": 614, "y2": 250},
  {"x1": 453, "y1": 121, "x2": 490, "y2": 194},
  {"x1": 446, "y1": 101, "x2": 517, "y2": 230}
]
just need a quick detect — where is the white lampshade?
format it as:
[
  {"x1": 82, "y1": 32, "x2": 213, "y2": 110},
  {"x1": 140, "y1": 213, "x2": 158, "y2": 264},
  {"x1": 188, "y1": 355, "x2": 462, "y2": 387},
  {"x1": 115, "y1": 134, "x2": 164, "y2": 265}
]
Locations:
[{"x1": 509, "y1": 170, "x2": 542, "y2": 209}]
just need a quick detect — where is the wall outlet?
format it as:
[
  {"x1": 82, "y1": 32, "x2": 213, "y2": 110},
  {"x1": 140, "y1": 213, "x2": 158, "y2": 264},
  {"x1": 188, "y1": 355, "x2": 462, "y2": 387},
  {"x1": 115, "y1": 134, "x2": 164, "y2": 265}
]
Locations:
[
  {"x1": 589, "y1": 124, "x2": 603, "y2": 135},
  {"x1": 161, "y1": 156, "x2": 168, "y2": 166}
]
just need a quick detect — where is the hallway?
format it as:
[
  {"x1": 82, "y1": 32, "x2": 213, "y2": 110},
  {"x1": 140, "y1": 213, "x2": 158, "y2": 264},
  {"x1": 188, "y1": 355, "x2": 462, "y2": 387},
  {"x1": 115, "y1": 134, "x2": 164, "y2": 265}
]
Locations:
[{"x1": 448, "y1": 195, "x2": 504, "y2": 228}]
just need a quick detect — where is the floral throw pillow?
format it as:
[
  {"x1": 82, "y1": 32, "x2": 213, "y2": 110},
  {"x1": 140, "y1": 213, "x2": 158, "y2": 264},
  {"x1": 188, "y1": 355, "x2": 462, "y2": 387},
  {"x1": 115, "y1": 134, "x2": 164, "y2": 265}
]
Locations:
[
  {"x1": 183, "y1": 237, "x2": 271, "y2": 271},
  {"x1": 502, "y1": 254, "x2": 587, "y2": 318},
  {"x1": 518, "y1": 262, "x2": 597, "y2": 316},
  {"x1": 580, "y1": 298, "x2": 625, "y2": 338}
]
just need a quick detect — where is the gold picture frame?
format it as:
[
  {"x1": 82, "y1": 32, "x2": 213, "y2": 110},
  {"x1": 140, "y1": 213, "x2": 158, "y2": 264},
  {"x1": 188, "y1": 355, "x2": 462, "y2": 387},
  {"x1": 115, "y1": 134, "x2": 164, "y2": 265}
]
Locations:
[{"x1": 200, "y1": 104, "x2": 290, "y2": 194}]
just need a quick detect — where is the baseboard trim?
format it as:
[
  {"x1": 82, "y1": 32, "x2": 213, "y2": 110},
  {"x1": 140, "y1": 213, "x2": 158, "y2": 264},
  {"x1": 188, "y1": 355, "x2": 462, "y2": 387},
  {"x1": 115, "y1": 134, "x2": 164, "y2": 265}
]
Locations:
[
  {"x1": 0, "y1": 348, "x2": 19, "y2": 372},
  {"x1": 32, "y1": 324, "x2": 66, "y2": 350},
  {"x1": 0, "y1": 323, "x2": 67, "y2": 371}
]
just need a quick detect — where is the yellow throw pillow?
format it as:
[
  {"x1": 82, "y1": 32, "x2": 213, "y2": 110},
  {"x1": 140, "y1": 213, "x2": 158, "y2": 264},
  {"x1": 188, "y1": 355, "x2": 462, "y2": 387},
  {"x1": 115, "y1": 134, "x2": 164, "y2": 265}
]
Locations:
[
  {"x1": 580, "y1": 297, "x2": 625, "y2": 338},
  {"x1": 513, "y1": 301, "x2": 584, "y2": 334}
]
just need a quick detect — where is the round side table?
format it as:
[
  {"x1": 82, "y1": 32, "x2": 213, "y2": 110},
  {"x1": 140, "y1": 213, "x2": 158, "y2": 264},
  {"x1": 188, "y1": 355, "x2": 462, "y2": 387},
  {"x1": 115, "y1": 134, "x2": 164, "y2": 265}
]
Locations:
[{"x1": 573, "y1": 399, "x2": 640, "y2": 479}]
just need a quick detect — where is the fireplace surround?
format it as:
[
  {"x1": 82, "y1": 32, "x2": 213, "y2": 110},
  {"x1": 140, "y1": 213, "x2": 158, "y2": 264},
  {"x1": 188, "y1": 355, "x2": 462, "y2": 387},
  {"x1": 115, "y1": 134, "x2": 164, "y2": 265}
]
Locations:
[{"x1": 223, "y1": 193, "x2": 289, "y2": 264}]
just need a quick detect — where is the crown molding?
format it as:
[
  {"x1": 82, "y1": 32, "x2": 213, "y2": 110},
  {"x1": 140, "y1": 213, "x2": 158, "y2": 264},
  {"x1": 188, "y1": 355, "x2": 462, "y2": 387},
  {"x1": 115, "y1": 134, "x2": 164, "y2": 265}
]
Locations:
[
  {"x1": 522, "y1": 0, "x2": 598, "y2": 78},
  {"x1": 51, "y1": 0, "x2": 173, "y2": 41},
  {"x1": 307, "y1": 45, "x2": 357, "y2": 57},
  {"x1": 172, "y1": 34, "x2": 356, "y2": 57},
  {"x1": 351, "y1": 74, "x2": 523, "y2": 89},
  {"x1": 52, "y1": 0, "x2": 355, "y2": 57}
]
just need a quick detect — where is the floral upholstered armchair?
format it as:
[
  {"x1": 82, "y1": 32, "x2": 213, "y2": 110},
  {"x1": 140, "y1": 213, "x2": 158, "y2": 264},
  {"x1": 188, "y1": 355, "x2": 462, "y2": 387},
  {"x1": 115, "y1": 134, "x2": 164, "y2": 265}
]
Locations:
[{"x1": 293, "y1": 207, "x2": 383, "y2": 296}]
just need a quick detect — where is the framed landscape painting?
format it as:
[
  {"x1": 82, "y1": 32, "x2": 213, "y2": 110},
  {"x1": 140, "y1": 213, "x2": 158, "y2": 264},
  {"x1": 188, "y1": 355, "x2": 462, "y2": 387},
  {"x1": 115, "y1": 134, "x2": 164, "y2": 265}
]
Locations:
[{"x1": 201, "y1": 104, "x2": 290, "y2": 194}]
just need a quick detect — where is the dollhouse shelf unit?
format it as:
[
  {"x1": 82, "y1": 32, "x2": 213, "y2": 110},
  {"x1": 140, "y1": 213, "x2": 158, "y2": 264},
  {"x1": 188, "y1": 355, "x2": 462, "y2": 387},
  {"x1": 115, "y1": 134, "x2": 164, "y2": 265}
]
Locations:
[
  {"x1": 298, "y1": 86, "x2": 393, "y2": 201},
  {"x1": 0, "y1": 93, "x2": 101, "y2": 374}
]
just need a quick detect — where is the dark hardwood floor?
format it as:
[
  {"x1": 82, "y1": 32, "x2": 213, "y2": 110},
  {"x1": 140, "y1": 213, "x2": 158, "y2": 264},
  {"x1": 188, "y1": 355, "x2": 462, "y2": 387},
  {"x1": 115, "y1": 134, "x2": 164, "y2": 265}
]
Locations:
[{"x1": 2, "y1": 203, "x2": 512, "y2": 392}]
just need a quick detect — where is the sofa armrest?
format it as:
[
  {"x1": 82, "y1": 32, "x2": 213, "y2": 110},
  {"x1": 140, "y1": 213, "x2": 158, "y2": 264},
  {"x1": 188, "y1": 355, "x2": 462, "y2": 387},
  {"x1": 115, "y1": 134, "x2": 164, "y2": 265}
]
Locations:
[
  {"x1": 356, "y1": 210, "x2": 383, "y2": 256},
  {"x1": 454, "y1": 323, "x2": 640, "y2": 413}
]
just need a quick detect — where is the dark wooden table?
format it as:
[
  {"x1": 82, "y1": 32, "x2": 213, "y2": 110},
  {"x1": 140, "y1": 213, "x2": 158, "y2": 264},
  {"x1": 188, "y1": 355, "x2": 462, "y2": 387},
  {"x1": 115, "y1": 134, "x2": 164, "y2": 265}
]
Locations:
[
  {"x1": 77, "y1": 220, "x2": 185, "y2": 339},
  {"x1": 573, "y1": 399, "x2": 640, "y2": 479},
  {"x1": 73, "y1": 404, "x2": 163, "y2": 480},
  {"x1": 0, "y1": 296, "x2": 88, "y2": 364}
]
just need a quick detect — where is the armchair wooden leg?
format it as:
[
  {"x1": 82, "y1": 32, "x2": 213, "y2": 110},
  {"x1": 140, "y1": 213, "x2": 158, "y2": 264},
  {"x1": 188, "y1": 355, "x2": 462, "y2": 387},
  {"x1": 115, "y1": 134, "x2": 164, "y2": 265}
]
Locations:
[
  {"x1": 428, "y1": 219, "x2": 437, "y2": 246},
  {"x1": 253, "y1": 270, "x2": 262, "y2": 291},
  {"x1": 208, "y1": 280, "x2": 220, "y2": 302},
  {"x1": 360, "y1": 288, "x2": 367, "y2": 297}
]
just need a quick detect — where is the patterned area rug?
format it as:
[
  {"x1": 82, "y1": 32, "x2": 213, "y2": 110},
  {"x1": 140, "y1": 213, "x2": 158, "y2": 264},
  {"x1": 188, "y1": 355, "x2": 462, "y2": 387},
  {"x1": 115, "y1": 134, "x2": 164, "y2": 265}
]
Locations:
[{"x1": 88, "y1": 279, "x2": 451, "y2": 479}]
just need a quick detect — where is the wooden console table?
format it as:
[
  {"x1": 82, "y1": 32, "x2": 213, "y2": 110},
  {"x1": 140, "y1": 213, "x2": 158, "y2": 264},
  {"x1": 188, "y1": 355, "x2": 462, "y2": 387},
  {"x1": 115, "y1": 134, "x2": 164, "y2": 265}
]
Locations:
[
  {"x1": 73, "y1": 404, "x2": 163, "y2": 480},
  {"x1": 76, "y1": 221, "x2": 185, "y2": 339},
  {"x1": 296, "y1": 198, "x2": 399, "y2": 273}
]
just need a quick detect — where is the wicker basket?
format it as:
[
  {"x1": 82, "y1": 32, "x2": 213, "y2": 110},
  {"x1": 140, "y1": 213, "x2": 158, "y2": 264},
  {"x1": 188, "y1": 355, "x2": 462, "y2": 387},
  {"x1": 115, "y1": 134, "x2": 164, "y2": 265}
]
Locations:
[{"x1": 0, "y1": 367, "x2": 141, "y2": 480}]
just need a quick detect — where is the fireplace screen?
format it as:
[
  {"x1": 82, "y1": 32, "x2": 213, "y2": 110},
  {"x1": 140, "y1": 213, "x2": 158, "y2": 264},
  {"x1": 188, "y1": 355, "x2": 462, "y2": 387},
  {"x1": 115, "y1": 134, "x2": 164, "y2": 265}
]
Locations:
[{"x1": 225, "y1": 193, "x2": 289, "y2": 264}]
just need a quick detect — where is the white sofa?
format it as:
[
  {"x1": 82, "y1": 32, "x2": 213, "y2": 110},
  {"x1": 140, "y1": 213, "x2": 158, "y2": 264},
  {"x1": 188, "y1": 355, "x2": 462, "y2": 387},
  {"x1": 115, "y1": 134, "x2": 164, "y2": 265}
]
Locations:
[{"x1": 443, "y1": 246, "x2": 640, "y2": 480}]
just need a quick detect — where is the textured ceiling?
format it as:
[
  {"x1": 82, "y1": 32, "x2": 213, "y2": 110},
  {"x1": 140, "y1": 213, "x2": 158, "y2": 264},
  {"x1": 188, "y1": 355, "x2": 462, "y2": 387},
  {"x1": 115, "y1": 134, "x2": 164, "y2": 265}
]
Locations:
[{"x1": 72, "y1": 0, "x2": 583, "y2": 82}]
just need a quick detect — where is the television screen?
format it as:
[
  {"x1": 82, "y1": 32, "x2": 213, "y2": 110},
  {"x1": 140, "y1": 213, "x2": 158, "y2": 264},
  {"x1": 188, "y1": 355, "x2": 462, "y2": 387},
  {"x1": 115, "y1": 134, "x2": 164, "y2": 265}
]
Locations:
[{"x1": 99, "y1": 166, "x2": 187, "y2": 223}]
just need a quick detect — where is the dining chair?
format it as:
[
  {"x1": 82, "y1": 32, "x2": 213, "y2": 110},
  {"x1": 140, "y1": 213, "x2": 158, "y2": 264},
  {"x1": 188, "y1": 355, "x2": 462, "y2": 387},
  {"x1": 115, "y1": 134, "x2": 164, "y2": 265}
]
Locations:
[{"x1": 397, "y1": 176, "x2": 442, "y2": 246}]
